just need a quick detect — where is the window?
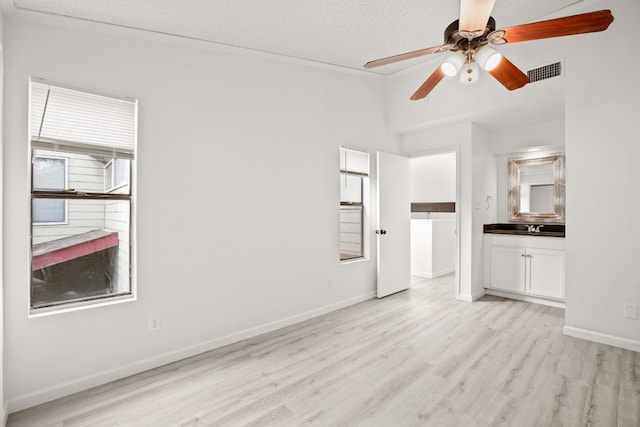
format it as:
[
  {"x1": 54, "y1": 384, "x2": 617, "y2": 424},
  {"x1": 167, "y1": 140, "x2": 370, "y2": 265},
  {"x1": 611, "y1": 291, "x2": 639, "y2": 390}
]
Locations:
[
  {"x1": 104, "y1": 158, "x2": 129, "y2": 192},
  {"x1": 29, "y1": 79, "x2": 137, "y2": 312},
  {"x1": 339, "y1": 147, "x2": 369, "y2": 261},
  {"x1": 32, "y1": 156, "x2": 68, "y2": 224}
]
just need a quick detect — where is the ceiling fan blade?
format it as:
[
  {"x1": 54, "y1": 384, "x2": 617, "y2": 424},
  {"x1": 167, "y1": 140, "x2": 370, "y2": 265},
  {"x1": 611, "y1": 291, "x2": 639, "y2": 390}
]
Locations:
[
  {"x1": 459, "y1": 0, "x2": 496, "y2": 35},
  {"x1": 490, "y1": 10, "x2": 614, "y2": 44},
  {"x1": 488, "y1": 55, "x2": 529, "y2": 91},
  {"x1": 410, "y1": 67, "x2": 446, "y2": 100},
  {"x1": 364, "y1": 45, "x2": 449, "y2": 69}
]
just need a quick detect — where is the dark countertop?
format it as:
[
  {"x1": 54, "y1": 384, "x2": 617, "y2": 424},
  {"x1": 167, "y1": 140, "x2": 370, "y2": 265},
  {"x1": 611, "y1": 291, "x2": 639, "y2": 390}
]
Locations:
[{"x1": 484, "y1": 223, "x2": 565, "y2": 237}]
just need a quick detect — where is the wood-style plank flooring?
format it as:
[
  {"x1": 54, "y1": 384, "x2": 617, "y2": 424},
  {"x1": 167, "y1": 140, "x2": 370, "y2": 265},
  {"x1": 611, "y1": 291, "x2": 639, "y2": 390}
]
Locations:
[{"x1": 8, "y1": 275, "x2": 640, "y2": 426}]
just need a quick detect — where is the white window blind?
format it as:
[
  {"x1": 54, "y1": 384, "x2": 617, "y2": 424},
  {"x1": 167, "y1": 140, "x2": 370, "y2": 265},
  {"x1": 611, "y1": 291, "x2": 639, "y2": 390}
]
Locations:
[
  {"x1": 340, "y1": 147, "x2": 369, "y2": 175},
  {"x1": 30, "y1": 79, "x2": 137, "y2": 159}
]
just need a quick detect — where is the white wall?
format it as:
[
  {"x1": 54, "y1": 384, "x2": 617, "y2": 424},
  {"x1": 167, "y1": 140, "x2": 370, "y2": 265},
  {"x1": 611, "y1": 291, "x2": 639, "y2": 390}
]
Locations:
[
  {"x1": 409, "y1": 152, "x2": 455, "y2": 202},
  {"x1": 489, "y1": 120, "x2": 564, "y2": 154},
  {"x1": 410, "y1": 219, "x2": 456, "y2": 278},
  {"x1": 562, "y1": 0, "x2": 640, "y2": 351},
  {"x1": 3, "y1": 16, "x2": 398, "y2": 411},
  {"x1": 471, "y1": 124, "x2": 497, "y2": 299}
]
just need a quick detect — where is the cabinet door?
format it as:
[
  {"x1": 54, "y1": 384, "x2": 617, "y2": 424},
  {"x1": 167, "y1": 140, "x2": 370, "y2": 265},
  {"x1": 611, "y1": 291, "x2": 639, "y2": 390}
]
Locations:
[
  {"x1": 491, "y1": 247, "x2": 526, "y2": 293},
  {"x1": 527, "y1": 248, "x2": 565, "y2": 299}
]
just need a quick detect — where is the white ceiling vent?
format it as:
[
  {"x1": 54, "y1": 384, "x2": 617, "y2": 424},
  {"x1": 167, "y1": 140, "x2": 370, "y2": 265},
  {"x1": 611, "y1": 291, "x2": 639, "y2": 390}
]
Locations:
[{"x1": 527, "y1": 61, "x2": 563, "y2": 83}]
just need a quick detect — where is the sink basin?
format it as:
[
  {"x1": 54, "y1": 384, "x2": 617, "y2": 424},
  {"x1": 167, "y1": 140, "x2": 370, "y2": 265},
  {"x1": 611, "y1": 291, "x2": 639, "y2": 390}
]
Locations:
[{"x1": 483, "y1": 223, "x2": 565, "y2": 237}]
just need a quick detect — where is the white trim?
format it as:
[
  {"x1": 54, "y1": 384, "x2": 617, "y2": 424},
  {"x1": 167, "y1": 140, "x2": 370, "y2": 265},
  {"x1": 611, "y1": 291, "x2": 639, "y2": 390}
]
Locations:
[
  {"x1": 456, "y1": 293, "x2": 473, "y2": 302},
  {"x1": 563, "y1": 325, "x2": 640, "y2": 353},
  {"x1": 7, "y1": 291, "x2": 375, "y2": 413},
  {"x1": 457, "y1": 289, "x2": 485, "y2": 302},
  {"x1": 411, "y1": 267, "x2": 455, "y2": 279},
  {"x1": 484, "y1": 288, "x2": 565, "y2": 308},
  {"x1": 29, "y1": 293, "x2": 136, "y2": 318}
]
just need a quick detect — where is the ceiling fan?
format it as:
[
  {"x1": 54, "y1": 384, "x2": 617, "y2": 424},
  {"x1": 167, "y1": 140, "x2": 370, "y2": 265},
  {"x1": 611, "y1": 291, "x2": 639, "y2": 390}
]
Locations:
[{"x1": 364, "y1": 0, "x2": 614, "y2": 100}]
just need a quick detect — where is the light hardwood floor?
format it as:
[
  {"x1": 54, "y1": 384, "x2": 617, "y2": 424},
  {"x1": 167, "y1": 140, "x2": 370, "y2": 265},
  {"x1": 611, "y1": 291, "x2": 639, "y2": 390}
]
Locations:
[{"x1": 8, "y1": 275, "x2": 640, "y2": 426}]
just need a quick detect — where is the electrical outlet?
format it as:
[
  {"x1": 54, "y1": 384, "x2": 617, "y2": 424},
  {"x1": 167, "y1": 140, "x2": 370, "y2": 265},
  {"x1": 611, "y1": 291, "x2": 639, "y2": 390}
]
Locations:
[
  {"x1": 328, "y1": 279, "x2": 334, "y2": 289},
  {"x1": 624, "y1": 304, "x2": 638, "y2": 320},
  {"x1": 148, "y1": 315, "x2": 161, "y2": 331}
]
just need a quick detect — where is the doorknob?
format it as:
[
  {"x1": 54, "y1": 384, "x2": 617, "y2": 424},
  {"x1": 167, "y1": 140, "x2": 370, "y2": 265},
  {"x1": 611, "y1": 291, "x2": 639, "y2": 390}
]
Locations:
[{"x1": 375, "y1": 229, "x2": 387, "y2": 235}]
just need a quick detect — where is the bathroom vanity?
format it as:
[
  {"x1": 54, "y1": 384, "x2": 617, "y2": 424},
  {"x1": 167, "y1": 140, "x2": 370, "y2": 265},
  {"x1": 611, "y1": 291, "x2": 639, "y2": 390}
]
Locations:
[
  {"x1": 484, "y1": 152, "x2": 566, "y2": 307},
  {"x1": 483, "y1": 226, "x2": 565, "y2": 307}
]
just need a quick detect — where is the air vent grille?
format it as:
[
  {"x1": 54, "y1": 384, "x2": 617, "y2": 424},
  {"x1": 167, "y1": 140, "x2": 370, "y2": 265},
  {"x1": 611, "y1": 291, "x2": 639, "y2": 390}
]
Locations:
[{"x1": 527, "y1": 62, "x2": 562, "y2": 83}]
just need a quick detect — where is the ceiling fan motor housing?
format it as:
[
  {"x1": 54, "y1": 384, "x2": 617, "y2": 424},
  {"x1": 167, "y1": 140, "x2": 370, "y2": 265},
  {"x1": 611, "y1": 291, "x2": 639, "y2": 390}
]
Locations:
[{"x1": 444, "y1": 16, "x2": 496, "y2": 54}]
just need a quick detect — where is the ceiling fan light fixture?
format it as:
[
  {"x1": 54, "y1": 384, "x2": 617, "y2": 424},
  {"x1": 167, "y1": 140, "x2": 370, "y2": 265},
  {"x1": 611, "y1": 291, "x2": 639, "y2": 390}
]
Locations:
[
  {"x1": 460, "y1": 62, "x2": 480, "y2": 84},
  {"x1": 476, "y1": 46, "x2": 502, "y2": 71},
  {"x1": 441, "y1": 55, "x2": 465, "y2": 76}
]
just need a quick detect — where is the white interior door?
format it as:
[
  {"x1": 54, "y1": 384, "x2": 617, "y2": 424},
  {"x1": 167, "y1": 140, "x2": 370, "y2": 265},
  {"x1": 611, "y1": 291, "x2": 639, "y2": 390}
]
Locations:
[{"x1": 376, "y1": 151, "x2": 411, "y2": 298}]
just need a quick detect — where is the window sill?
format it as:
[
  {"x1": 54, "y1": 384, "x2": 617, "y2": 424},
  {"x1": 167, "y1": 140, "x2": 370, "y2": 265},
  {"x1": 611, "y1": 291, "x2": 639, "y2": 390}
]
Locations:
[
  {"x1": 340, "y1": 256, "x2": 368, "y2": 265},
  {"x1": 29, "y1": 293, "x2": 136, "y2": 318}
]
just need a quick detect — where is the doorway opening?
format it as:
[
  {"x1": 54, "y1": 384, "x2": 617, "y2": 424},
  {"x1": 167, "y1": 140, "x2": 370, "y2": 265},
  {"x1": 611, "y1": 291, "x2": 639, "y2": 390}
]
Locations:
[{"x1": 409, "y1": 151, "x2": 460, "y2": 297}]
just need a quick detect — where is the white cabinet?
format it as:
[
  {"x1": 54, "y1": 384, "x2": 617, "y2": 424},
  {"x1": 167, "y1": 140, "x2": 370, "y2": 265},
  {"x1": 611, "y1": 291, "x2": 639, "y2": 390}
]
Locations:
[
  {"x1": 491, "y1": 246, "x2": 526, "y2": 293},
  {"x1": 527, "y1": 248, "x2": 565, "y2": 299},
  {"x1": 484, "y1": 234, "x2": 565, "y2": 304}
]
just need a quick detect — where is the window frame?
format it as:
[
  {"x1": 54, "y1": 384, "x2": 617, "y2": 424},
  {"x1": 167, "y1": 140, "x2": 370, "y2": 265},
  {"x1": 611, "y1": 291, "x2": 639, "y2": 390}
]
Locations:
[
  {"x1": 339, "y1": 146, "x2": 369, "y2": 262},
  {"x1": 30, "y1": 154, "x2": 134, "y2": 313},
  {"x1": 29, "y1": 78, "x2": 137, "y2": 315},
  {"x1": 31, "y1": 155, "x2": 69, "y2": 226}
]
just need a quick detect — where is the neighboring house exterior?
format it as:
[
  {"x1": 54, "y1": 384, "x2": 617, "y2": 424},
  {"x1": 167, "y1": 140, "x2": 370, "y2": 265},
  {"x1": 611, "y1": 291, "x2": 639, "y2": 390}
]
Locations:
[{"x1": 31, "y1": 150, "x2": 131, "y2": 305}]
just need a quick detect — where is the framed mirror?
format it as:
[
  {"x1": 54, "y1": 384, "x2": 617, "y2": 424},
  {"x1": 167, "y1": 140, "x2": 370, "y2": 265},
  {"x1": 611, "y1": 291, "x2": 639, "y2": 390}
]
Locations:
[{"x1": 508, "y1": 154, "x2": 565, "y2": 223}]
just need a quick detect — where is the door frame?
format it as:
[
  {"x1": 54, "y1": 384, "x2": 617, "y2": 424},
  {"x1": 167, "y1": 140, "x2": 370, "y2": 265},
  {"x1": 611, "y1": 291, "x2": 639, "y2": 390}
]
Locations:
[{"x1": 408, "y1": 147, "x2": 462, "y2": 299}]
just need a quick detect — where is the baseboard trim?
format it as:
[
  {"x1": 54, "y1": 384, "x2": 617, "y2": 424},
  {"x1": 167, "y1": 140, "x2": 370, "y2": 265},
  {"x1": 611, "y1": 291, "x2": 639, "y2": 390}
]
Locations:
[
  {"x1": 456, "y1": 293, "x2": 471, "y2": 302},
  {"x1": 484, "y1": 288, "x2": 565, "y2": 308},
  {"x1": 471, "y1": 289, "x2": 486, "y2": 302},
  {"x1": 563, "y1": 325, "x2": 640, "y2": 352},
  {"x1": 411, "y1": 268, "x2": 454, "y2": 279},
  {"x1": 7, "y1": 292, "x2": 375, "y2": 414},
  {"x1": 456, "y1": 289, "x2": 485, "y2": 302}
]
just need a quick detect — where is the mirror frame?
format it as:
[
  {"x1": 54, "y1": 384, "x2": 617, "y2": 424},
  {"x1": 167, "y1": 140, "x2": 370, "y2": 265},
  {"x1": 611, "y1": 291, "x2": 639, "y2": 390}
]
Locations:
[{"x1": 508, "y1": 154, "x2": 565, "y2": 223}]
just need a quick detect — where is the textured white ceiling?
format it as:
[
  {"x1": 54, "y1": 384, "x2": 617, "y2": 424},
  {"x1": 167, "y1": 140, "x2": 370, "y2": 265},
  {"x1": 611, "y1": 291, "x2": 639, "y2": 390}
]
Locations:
[{"x1": 12, "y1": 0, "x2": 584, "y2": 75}]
